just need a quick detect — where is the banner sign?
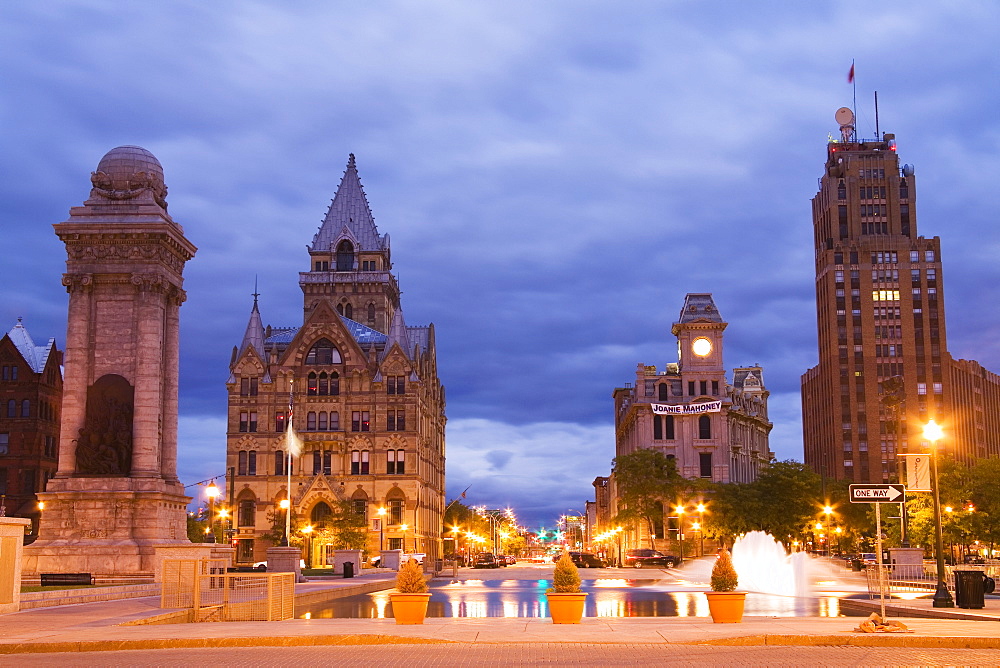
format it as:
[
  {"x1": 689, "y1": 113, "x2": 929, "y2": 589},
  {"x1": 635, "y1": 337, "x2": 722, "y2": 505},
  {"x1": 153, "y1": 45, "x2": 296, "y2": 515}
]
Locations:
[
  {"x1": 902, "y1": 454, "x2": 932, "y2": 492},
  {"x1": 651, "y1": 401, "x2": 722, "y2": 415}
]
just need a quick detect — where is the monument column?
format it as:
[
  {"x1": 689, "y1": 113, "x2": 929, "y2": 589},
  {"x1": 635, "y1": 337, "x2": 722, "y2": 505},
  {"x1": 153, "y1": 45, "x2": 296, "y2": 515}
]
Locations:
[{"x1": 23, "y1": 145, "x2": 213, "y2": 577}]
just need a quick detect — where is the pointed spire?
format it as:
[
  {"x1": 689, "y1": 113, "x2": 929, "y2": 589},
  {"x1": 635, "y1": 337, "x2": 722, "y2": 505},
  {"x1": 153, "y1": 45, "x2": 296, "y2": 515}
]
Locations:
[
  {"x1": 310, "y1": 154, "x2": 386, "y2": 253},
  {"x1": 380, "y1": 308, "x2": 411, "y2": 361},
  {"x1": 239, "y1": 288, "x2": 265, "y2": 357}
]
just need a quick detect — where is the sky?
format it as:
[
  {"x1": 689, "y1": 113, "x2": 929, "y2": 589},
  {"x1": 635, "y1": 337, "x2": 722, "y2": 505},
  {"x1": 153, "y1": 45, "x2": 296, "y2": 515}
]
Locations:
[{"x1": 3, "y1": 1, "x2": 1000, "y2": 528}]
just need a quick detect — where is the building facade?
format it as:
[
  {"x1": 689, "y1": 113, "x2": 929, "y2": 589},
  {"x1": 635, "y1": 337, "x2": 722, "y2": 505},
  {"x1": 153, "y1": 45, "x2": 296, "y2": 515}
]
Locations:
[
  {"x1": 613, "y1": 293, "x2": 772, "y2": 483},
  {"x1": 606, "y1": 294, "x2": 773, "y2": 552},
  {"x1": 0, "y1": 320, "x2": 62, "y2": 537},
  {"x1": 801, "y1": 110, "x2": 1000, "y2": 483},
  {"x1": 226, "y1": 155, "x2": 446, "y2": 566}
]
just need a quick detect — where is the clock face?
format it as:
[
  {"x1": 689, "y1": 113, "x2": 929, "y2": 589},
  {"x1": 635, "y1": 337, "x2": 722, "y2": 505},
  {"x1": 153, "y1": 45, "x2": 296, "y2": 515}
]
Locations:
[{"x1": 692, "y1": 337, "x2": 712, "y2": 357}]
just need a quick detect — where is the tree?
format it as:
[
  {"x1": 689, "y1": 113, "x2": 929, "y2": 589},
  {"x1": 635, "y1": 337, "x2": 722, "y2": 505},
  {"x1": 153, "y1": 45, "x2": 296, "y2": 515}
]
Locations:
[{"x1": 611, "y1": 449, "x2": 685, "y2": 547}]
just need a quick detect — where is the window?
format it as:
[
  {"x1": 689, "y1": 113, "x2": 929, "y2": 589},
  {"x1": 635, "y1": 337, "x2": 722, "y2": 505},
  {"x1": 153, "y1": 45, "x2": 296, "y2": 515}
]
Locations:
[
  {"x1": 388, "y1": 499, "x2": 404, "y2": 525},
  {"x1": 387, "y1": 410, "x2": 405, "y2": 431},
  {"x1": 6, "y1": 401, "x2": 14, "y2": 418},
  {"x1": 240, "y1": 377, "x2": 258, "y2": 396},
  {"x1": 664, "y1": 415, "x2": 675, "y2": 440},
  {"x1": 306, "y1": 412, "x2": 317, "y2": 431},
  {"x1": 387, "y1": 449, "x2": 406, "y2": 474},
  {"x1": 0, "y1": 434, "x2": 7, "y2": 455},
  {"x1": 352, "y1": 411, "x2": 370, "y2": 432},
  {"x1": 687, "y1": 381, "x2": 695, "y2": 396},
  {"x1": 275, "y1": 411, "x2": 287, "y2": 433},
  {"x1": 330, "y1": 411, "x2": 340, "y2": 431},
  {"x1": 318, "y1": 411, "x2": 327, "y2": 431},
  {"x1": 274, "y1": 450, "x2": 285, "y2": 476},
  {"x1": 353, "y1": 498, "x2": 367, "y2": 519},
  {"x1": 351, "y1": 450, "x2": 370, "y2": 475},
  {"x1": 323, "y1": 450, "x2": 332, "y2": 475},
  {"x1": 238, "y1": 499, "x2": 255, "y2": 527},
  {"x1": 653, "y1": 415, "x2": 663, "y2": 440},
  {"x1": 367, "y1": 303, "x2": 376, "y2": 324},
  {"x1": 343, "y1": 303, "x2": 353, "y2": 319},
  {"x1": 917, "y1": 383, "x2": 927, "y2": 395},
  {"x1": 835, "y1": 270, "x2": 844, "y2": 283},
  {"x1": 7, "y1": 366, "x2": 15, "y2": 381},
  {"x1": 926, "y1": 268, "x2": 936, "y2": 281},
  {"x1": 925, "y1": 250, "x2": 935, "y2": 262},
  {"x1": 312, "y1": 450, "x2": 321, "y2": 475},
  {"x1": 238, "y1": 450, "x2": 247, "y2": 475},
  {"x1": 699, "y1": 453, "x2": 712, "y2": 478},
  {"x1": 699, "y1": 381, "x2": 708, "y2": 396},
  {"x1": 247, "y1": 451, "x2": 256, "y2": 476},
  {"x1": 657, "y1": 383, "x2": 668, "y2": 401},
  {"x1": 239, "y1": 411, "x2": 257, "y2": 433},
  {"x1": 336, "y1": 240, "x2": 354, "y2": 271},
  {"x1": 237, "y1": 539, "x2": 254, "y2": 562},
  {"x1": 305, "y1": 339, "x2": 342, "y2": 365},
  {"x1": 711, "y1": 380, "x2": 719, "y2": 395},
  {"x1": 20, "y1": 400, "x2": 29, "y2": 417},
  {"x1": 933, "y1": 383, "x2": 943, "y2": 394},
  {"x1": 698, "y1": 415, "x2": 711, "y2": 439},
  {"x1": 387, "y1": 376, "x2": 406, "y2": 395}
]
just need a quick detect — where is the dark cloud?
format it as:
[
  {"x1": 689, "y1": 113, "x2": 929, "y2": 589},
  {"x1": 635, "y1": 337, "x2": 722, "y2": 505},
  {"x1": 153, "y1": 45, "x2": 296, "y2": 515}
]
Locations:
[{"x1": 3, "y1": 1, "x2": 1000, "y2": 527}]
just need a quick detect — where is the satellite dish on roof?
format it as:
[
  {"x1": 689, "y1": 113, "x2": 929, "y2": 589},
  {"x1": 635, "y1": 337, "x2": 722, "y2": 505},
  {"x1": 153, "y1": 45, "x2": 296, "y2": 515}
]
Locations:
[{"x1": 835, "y1": 107, "x2": 855, "y2": 126}]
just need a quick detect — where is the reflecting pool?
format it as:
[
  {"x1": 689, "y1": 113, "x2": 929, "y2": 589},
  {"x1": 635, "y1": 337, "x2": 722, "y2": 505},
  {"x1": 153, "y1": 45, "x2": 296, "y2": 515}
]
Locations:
[{"x1": 296, "y1": 578, "x2": 846, "y2": 619}]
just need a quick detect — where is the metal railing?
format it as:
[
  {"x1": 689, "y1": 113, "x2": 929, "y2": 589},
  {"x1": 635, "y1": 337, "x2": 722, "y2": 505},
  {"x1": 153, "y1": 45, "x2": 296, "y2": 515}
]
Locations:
[{"x1": 864, "y1": 562, "x2": 998, "y2": 599}]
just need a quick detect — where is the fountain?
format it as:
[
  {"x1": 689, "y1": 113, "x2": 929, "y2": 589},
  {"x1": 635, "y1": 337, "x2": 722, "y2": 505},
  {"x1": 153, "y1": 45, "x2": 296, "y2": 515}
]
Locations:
[{"x1": 730, "y1": 531, "x2": 811, "y2": 597}]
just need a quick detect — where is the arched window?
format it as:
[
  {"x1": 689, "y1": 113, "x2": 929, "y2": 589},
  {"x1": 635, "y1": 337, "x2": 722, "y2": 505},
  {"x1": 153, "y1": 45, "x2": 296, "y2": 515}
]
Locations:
[
  {"x1": 305, "y1": 339, "x2": 342, "y2": 365},
  {"x1": 344, "y1": 303, "x2": 353, "y2": 319},
  {"x1": 351, "y1": 450, "x2": 370, "y2": 475},
  {"x1": 698, "y1": 415, "x2": 712, "y2": 439},
  {"x1": 6, "y1": 400, "x2": 14, "y2": 418},
  {"x1": 318, "y1": 372, "x2": 329, "y2": 395},
  {"x1": 330, "y1": 372, "x2": 340, "y2": 395},
  {"x1": 237, "y1": 496, "x2": 256, "y2": 527},
  {"x1": 653, "y1": 415, "x2": 663, "y2": 440},
  {"x1": 367, "y1": 303, "x2": 376, "y2": 324},
  {"x1": 307, "y1": 372, "x2": 318, "y2": 395},
  {"x1": 312, "y1": 450, "x2": 321, "y2": 474},
  {"x1": 336, "y1": 304, "x2": 344, "y2": 315},
  {"x1": 388, "y1": 498, "x2": 404, "y2": 525},
  {"x1": 330, "y1": 411, "x2": 340, "y2": 431},
  {"x1": 336, "y1": 240, "x2": 355, "y2": 271},
  {"x1": 311, "y1": 501, "x2": 334, "y2": 528},
  {"x1": 274, "y1": 450, "x2": 285, "y2": 476},
  {"x1": 247, "y1": 451, "x2": 257, "y2": 476},
  {"x1": 306, "y1": 412, "x2": 317, "y2": 431},
  {"x1": 238, "y1": 451, "x2": 248, "y2": 476},
  {"x1": 658, "y1": 384, "x2": 669, "y2": 401},
  {"x1": 21, "y1": 399, "x2": 30, "y2": 417},
  {"x1": 318, "y1": 411, "x2": 328, "y2": 431}
]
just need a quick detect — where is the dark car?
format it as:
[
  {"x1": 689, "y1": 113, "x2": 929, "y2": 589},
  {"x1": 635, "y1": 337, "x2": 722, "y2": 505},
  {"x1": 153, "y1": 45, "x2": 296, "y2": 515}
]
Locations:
[
  {"x1": 569, "y1": 552, "x2": 606, "y2": 568},
  {"x1": 473, "y1": 553, "x2": 500, "y2": 569},
  {"x1": 623, "y1": 548, "x2": 677, "y2": 569}
]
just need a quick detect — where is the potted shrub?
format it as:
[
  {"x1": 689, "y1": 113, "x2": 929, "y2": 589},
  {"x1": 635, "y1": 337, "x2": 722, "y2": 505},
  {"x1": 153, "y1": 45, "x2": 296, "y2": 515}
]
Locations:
[
  {"x1": 705, "y1": 547, "x2": 746, "y2": 623},
  {"x1": 389, "y1": 558, "x2": 431, "y2": 625},
  {"x1": 546, "y1": 552, "x2": 588, "y2": 624}
]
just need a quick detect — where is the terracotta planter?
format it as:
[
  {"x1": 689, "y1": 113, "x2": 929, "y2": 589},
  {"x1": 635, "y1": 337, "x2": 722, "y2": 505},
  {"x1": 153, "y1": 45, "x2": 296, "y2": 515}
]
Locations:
[
  {"x1": 546, "y1": 592, "x2": 588, "y2": 624},
  {"x1": 705, "y1": 591, "x2": 746, "y2": 623},
  {"x1": 390, "y1": 592, "x2": 432, "y2": 625}
]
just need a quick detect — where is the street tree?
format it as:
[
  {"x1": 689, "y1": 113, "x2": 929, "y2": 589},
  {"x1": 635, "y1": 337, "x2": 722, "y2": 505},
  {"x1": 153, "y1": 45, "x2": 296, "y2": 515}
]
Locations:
[{"x1": 611, "y1": 448, "x2": 685, "y2": 548}]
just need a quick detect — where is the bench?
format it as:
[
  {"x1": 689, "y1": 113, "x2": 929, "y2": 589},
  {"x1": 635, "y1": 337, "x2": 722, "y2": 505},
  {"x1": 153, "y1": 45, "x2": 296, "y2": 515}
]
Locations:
[{"x1": 40, "y1": 572, "x2": 93, "y2": 586}]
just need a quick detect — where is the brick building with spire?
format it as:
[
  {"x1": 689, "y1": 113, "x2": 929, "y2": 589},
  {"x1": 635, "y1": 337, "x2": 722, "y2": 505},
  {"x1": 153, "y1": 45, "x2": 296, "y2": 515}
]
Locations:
[{"x1": 225, "y1": 155, "x2": 446, "y2": 566}]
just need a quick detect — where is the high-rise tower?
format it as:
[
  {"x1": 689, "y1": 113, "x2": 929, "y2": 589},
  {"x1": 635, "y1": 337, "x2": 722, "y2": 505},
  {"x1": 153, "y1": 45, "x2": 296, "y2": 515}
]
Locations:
[{"x1": 802, "y1": 109, "x2": 1000, "y2": 483}]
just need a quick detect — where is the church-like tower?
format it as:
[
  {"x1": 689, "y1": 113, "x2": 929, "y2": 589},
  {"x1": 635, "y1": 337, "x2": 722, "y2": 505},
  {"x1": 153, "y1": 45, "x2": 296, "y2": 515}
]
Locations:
[
  {"x1": 225, "y1": 155, "x2": 446, "y2": 567},
  {"x1": 25, "y1": 146, "x2": 210, "y2": 576}
]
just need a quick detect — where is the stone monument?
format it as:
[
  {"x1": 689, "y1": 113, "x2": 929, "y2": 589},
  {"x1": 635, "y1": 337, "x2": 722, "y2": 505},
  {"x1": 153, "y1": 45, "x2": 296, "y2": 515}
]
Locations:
[{"x1": 23, "y1": 146, "x2": 215, "y2": 577}]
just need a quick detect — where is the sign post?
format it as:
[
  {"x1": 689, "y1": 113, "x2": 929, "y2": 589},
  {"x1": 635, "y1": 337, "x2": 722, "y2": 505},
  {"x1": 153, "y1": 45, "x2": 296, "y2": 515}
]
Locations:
[{"x1": 850, "y1": 484, "x2": 907, "y2": 621}]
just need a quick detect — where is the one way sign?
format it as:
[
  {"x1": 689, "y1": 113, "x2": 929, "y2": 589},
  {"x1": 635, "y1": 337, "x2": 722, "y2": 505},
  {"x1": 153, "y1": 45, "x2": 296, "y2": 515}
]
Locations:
[{"x1": 849, "y1": 484, "x2": 906, "y2": 503}]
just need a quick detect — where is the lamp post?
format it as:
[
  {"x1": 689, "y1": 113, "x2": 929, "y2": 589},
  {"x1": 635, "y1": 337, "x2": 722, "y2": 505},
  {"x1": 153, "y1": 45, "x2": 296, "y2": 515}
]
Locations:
[
  {"x1": 400, "y1": 523, "x2": 408, "y2": 553},
  {"x1": 279, "y1": 498, "x2": 290, "y2": 547},
  {"x1": 205, "y1": 482, "x2": 220, "y2": 543},
  {"x1": 674, "y1": 505, "x2": 685, "y2": 564},
  {"x1": 377, "y1": 507, "x2": 386, "y2": 551},
  {"x1": 696, "y1": 503, "x2": 706, "y2": 557},
  {"x1": 924, "y1": 419, "x2": 954, "y2": 608}
]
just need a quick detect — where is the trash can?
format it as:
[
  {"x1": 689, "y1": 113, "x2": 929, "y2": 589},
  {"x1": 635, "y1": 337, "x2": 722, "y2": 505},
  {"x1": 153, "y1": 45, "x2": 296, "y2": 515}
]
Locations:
[
  {"x1": 343, "y1": 561, "x2": 354, "y2": 579},
  {"x1": 954, "y1": 570, "x2": 986, "y2": 609}
]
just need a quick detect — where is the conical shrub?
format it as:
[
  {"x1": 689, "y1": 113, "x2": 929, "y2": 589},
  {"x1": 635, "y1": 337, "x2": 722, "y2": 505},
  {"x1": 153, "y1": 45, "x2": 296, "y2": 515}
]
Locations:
[
  {"x1": 395, "y1": 558, "x2": 428, "y2": 593},
  {"x1": 548, "y1": 552, "x2": 582, "y2": 593},
  {"x1": 710, "y1": 548, "x2": 739, "y2": 592}
]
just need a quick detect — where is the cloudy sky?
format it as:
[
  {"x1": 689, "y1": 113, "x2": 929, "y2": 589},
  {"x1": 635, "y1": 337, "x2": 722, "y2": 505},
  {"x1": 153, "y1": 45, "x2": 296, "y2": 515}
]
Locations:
[{"x1": 3, "y1": 1, "x2": 1000, "y2": 528}]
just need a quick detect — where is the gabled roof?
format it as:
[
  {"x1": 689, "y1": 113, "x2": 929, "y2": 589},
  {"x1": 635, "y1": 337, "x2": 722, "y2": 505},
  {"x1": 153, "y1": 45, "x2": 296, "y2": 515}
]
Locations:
[
  {"x1": 262, "y1": 316, "x2": 387, "y2": 351},
  {"x1": 380, "y1": 308, "x2": 411, "y2": 361},
  {"x1": 5, "y1": 319, "x2": 56, "y2": 373},
  {"x1": 309, "y1": 154, "x2": 388, "y2": 254}
]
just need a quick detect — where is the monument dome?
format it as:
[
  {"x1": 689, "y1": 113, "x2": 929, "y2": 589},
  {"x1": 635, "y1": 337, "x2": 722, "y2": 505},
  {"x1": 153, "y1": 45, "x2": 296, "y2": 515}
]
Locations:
[{"x1": 89, "y1": 145, "x2": 168, "y2": 209}]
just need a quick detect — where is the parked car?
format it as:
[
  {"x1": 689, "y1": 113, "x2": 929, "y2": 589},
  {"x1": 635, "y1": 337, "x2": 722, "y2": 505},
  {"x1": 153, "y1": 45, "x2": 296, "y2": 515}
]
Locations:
[
  {"x1": 623, "y1": 548, "x2": 677, "y2": 569},
  {"x1": 504, "y1": 555, "x2": 516, "y2": 565},
  {"x1": 860, "y1": 553, "x2": 878, "y2": 565},
  {"x1": 473, "y1": 553, "x2": 500, "y2": 569},
  {"x1": 569, "y1": 552, "x2": 606, "y2": 568},
  {"x1": 494, "y1": 554, "x2": 511, "y2": 567}
]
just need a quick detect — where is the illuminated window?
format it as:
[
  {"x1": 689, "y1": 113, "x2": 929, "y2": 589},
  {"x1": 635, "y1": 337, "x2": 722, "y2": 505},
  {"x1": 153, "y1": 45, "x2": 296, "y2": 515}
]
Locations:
[
  {"x1": 388, "y1": 499, "x2": 404, "y2": 525},
  {"x1": 352, "y1": 411, "x2": 370, "y2": 432}
]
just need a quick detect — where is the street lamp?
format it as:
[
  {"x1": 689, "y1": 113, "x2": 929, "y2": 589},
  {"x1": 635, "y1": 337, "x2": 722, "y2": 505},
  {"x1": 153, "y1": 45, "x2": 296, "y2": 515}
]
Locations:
[
  {"x1": 279, "y1": 498, "x2": 290, "y2": 547},
  {"x1": 696, "y1": 503, "x2": 706, "y2": 557},
  {"x1": 377, "y1": 507, "x2": 387, "y2": 551},
  {"x1": 674, "y1": 505, "x2": 685, "y2": 564},
  {"x1": 205, "y1": 482, "x2": 220, "y2": 543},
  {"x1": 924, "y1": 419, "x2": 954, "y2": 608},
  {"x1": 400, "y1": 523, "x2": 409, "y2": 553}
]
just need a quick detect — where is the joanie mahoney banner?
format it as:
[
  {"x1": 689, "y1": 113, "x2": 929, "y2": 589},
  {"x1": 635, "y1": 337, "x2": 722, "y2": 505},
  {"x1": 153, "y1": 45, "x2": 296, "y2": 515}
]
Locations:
[{"x1": 651, "y1": 401, "x2": 722, "y2": 415}]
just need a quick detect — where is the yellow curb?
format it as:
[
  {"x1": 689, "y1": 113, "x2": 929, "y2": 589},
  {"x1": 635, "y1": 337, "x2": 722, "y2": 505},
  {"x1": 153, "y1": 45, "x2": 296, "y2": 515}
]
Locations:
[
  {"x1": 0, "y1": 634, "x2": 453, "y2": 655},
  {"x1": 691, "y1": 634, "x2": 1000, "y2": 649}
]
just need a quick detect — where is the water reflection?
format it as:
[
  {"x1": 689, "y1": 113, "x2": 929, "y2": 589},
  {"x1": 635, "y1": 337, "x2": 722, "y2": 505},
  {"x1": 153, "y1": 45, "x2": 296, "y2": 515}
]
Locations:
[{"x1": 295, "y1": 578, "x2": 842, "y2": 619}]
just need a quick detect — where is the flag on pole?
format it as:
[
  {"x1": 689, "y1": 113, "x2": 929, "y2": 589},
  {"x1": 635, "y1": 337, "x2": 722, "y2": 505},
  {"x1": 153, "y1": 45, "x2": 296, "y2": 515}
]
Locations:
[
  {"x1": 847, "y1": 63, "x2": 855, "y2": 84},
  {"x1": 285, "y1": 387, "x2": 301, "y2": 457}
]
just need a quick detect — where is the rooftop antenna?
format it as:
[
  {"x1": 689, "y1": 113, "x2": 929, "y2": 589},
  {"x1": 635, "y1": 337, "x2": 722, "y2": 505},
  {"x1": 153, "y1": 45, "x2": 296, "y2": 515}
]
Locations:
[
  {"x1": 849, "y1": 60, "x2": 857, "y2": 137},
  {"x1": 875, "y1": 90, "x2": 880, "y2": 140},
  {"x1": 836, "y1": 107, "x2": 856, "y2": 143}
]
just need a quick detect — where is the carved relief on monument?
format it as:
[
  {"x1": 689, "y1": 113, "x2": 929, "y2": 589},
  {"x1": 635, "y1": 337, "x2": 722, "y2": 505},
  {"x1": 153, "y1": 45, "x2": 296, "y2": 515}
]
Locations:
[
  {"x1": 61, "y1": 273, "x2": 93, "y2": 294},
  {"x1": 90, "y1": 167, "x2": 168, "y2": 210},
  {"x1": 65, "y1": 240, "x2": 187, "y2": 273},
  {"x1": 75, "y1": 374, "x2": 134, "y2": 476}
]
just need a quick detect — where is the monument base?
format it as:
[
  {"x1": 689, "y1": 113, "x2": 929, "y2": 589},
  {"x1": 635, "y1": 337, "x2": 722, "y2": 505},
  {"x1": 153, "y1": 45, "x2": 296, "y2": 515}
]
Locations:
[{"x1": 23, "y1": 477, "x2": 207, "y2": 579}]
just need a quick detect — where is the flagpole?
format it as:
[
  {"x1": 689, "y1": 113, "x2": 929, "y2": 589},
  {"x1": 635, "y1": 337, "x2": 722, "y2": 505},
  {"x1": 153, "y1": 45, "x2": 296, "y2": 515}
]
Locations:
[
  {"x1": 851, "y1": 59, "x2": 857, "y2": 140},
  {"x1": 284, "y1": 381, "x2": 294, "y2": 547}
]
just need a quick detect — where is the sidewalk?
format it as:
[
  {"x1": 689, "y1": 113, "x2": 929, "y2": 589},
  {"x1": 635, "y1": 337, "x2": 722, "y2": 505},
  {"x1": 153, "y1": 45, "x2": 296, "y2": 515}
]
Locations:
[{"x1": 3, "y1": 574, "x2": 1000, "y2": 654}]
